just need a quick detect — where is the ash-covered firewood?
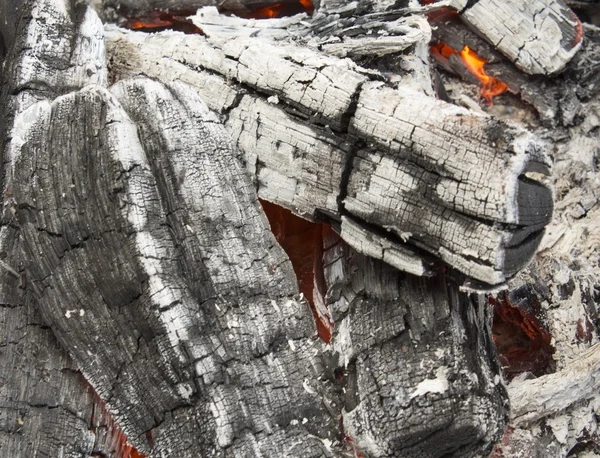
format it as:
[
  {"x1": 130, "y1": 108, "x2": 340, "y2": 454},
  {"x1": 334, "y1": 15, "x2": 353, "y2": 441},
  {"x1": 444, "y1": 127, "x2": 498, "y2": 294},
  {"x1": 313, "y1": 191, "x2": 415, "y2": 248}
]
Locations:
[
  {"x1": 95, "y1": 0, "x2": 583, "y2": 76},
  {"x1": 0, "y1": 231, "x2": 123, "y2": 458},
  {"x1": 3, "y1": 0, "x2": 584, "y2": 456},
  {"x1": 321, "y1": 239, "x2": 508, "y2": 457},
  {"x1": 1, "y1": 1, "x2": 339, "y2": 456},
  {"x1": 10, "y1": 70, "x2": 339, "y2": 458},
  {"x1": 509, "y1": 342, "x2": 600, "y2": 424},
  {"x1": 460, "y1": 0, "x2": 583, "y2": 76},
  {"x1": 0, "y1": 2, "x2": 121, "y2": 456},
  {"x1": 106, "y1": 20, "x2": 553, "y2": 285}
]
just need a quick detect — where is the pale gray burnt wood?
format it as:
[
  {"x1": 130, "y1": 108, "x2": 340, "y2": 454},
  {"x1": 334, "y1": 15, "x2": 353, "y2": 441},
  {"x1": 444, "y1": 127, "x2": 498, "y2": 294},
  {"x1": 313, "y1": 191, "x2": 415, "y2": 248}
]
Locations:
[
  {"x1": 105, "y1": 25, "x2": 553, "y2": 285},
  {"x1": 97, "y1": 0, "x2": 305, "y2": 21},
  {"x1": 0, "y1": 0, "x2": 543, "y2": 456},
  {"x1": 96, "y1": 0, "x2": 583, "y2": 75},
  {"x1": 2, "y1": 1, "x2": 339, "y2": 456},
  {"x1": 9, "y1": 80, "x2": 340, "y2": 456},
  {"x1": 321, "y1": 235, "x2": 508, "y2": 457},
  {"x1": 0, "y1": 1, "x2": 121, "y2": 456},
  {"x1": 460, "y1": 0, "x2": 583, "y2": 76}
]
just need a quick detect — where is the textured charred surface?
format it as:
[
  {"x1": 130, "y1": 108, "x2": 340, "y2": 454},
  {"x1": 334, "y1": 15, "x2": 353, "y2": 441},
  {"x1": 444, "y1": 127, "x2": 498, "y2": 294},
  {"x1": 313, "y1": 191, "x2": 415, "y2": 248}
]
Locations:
[
  {"x1": 429, "y1": 8, "x2": 600, "y2": 125},
  {"x1": 461, "y1": 0, "x2": 582, "y2": 75},
  {"x1": 105, "y1": 25, "x2": 554, "y2": 285},
  {"x1": 321, "y1": 241, "x2": 508, "y2": 457},
  {"x1": 0, "y1": 1, "x2": 119, "y2": 456},
  {"x1": 2, "y1": 0, "x2": 581, "y2": 457},
  {"x1": 98, "y1": 0, "x2": 308, "y2": 21},
  {"x1": 0, "y1": 229, "x2": 125, "y2": 458},
  {"x1": 1, "y1": 1, "x2": 339, "y2": 456},
  {"x1": 11, "y1": 80, "x2": 340, "y2": 456}
]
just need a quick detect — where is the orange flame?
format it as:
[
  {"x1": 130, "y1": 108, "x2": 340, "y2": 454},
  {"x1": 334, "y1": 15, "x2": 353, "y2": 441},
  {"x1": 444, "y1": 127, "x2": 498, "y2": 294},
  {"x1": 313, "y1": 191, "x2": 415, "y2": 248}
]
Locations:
[
  {"x1": 125, "y1": 11, "x2": 203, "y2": 34},
  {"x1": 459, "y1": 46, "x2": 508, "y2": 102},
  {"x1": 431, "y1": 43, "x2": 508, "y2": 103}
]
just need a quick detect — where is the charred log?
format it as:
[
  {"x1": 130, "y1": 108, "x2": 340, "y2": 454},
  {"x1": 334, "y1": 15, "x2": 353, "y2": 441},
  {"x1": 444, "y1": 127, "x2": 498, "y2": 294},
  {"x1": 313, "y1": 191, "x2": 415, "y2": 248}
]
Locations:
[
  {"x1": 5, "y1": 0, "x2": 595, "y2": 457},
  {"x1": 105, "y1": 21, "x2": 553, "y2": 285},
  {"x1": 322, "y1": 242, "x2": 508, "y2": 457}
]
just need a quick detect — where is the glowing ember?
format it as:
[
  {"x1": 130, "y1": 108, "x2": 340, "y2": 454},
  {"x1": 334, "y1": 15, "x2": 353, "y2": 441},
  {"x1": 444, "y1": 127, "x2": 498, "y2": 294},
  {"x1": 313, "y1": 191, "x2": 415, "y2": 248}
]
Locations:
[
  {"x1": 573, "y1": 17, "x2": 584, "y2": 47},
  {"x1": 431, "y1": 42, "x2": 456, "y2": 60},
  {"x1": 431, "y1": 42, "x2": 508, "y2": 103},
  {"x1": 298, "y1": 0, "x2": 314, "y2": 9},
  {"x1": 245, "y1": 4, "x2": 285, "y2": 19},
  {"x1": 82, "y1": 378, "x2": 148, "y2": 458},
  {"x1": 490, "y1": 294, "x2": 554, "y2": 380},
  {"x1": 125, "y1": 11, "x2": 203, "y2": 34},
  {"x1": 242, "y1": 0, "x2": 314, "y2": 19},
  {"x1": 260, "y1": 200, "x2": 334, "y2": 342}
]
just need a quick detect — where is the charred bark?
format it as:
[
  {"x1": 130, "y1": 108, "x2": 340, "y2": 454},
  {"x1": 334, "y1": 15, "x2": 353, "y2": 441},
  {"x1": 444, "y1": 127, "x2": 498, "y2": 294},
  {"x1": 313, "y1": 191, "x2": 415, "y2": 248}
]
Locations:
[
  {"x1": 322, "y1": 239, "x2": 507, "y2": 457},
  {"x1": 105, "y1": 22, "x2": 553, "y2": 285},
  {"x1": 1, "y1": 0, "x2": 576, "y2": 456},
  {"x1": 2, "y1": 3, "x2": 341, "y2": 455}
]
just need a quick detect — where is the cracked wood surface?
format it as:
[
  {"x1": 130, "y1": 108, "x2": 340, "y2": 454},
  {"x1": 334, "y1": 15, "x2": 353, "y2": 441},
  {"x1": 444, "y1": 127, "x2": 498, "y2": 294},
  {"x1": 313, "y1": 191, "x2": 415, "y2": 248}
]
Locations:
[
  {"x1": 10, "y1": 75, "x2": 339, "y2": 457},
  {"x1": 0, "y1": 0, "x2": 562, "y2": 457},
  {"x1": 2, "y1": 1, "x2": 339, "y2": 456},
  {"x1": 321, "y1": 238, "x2": 508, "y2": 457},
  {"x1": 0, "y1": 2, "x2": 120, "y2": 456},
  {"x1": 93, "y1": 0, "x2": 583, "y2": 76},
  {"x1": 0, "y1": 229, "x2": 122, "y2": 458},
  {"x1": 461, "y1": 0, "x2": 583, "y2": 76},
  {"x1": 106, "y1": 23, "x2": 553, "y2": 285}
]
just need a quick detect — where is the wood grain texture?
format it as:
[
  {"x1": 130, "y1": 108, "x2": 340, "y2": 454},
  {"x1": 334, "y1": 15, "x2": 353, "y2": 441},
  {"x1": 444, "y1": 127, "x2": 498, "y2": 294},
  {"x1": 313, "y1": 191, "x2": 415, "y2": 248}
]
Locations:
[
  {"x1": 2, "y1": 1, "x2": 574, "y2": 456},
  {"x1": 321, "y1": 240, "x2": 507, "y2": 457},
  {"x1": 105, "y1": 26, "x2": 553, "y2": 285},
  {"x1": 0, "y1": 1, "x2": 121, "y2": 456},
  {"x1": 11, "y1": 80, "x2": 340, "y2": 456},
  {"x1": 461, "y1": 0, "x2": 583, "y2": 75},
  {"x1": 0, "y1": 228, "x2": 124, "y2": 458},
  {"x1": 2, "y1": 2, "x2": 340, "y2": 456}
]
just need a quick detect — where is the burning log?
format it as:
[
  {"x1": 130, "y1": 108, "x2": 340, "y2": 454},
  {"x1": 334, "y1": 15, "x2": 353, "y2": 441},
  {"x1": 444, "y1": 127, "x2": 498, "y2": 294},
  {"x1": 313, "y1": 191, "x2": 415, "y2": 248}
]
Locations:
[
  {"x1": 428, "y1": 4, "x2": 600, "y2": 125},
  {"x1": 0, "y1": 2, "x2": 138, "y2": 456},
  {"x1": 105, "y1": 17, "x2": 553, "y2": 285}
]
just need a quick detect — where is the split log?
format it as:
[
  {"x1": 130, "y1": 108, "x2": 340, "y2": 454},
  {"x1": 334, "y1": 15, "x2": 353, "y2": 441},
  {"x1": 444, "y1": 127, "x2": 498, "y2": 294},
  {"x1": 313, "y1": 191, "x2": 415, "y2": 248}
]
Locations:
[
  {"x1": 0, "y1": 2, "x2": 120, "y2": 456},
  {"x1": 95, "y1": 0, "x2": 583, "y2": 76},
  {"x1": 508, "y1": 342, "x2": 600, "y2": 425},
  {"x1": 2, "y1": 1, "x2": 339, "y2": 456},
  {"x1": 2, "y1": 1, "x2": 508, "y2": 455},
  {"x1": 10, "y1": 74, "x2": 339, "y2": 457},
  {"x1": 0, "y1": 230, "x2": 122, "y2": 457},
  {"x1": 106, "y1": 21, "x2": 553, "y2": 285}
]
